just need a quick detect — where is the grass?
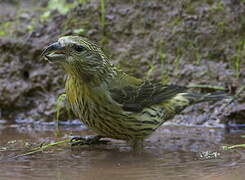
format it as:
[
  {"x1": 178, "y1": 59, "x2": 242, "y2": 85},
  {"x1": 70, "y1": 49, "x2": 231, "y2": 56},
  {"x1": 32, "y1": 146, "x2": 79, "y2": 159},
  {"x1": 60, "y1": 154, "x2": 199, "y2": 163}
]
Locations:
[
  {"x1": 100, "y1": 0, "x2": 106, "y2": 33},
  {"x1": 159, "y1": 50, "x2": 169, "y2": 84},
  {"x1": 56, "y1": 93, "x2": 66, "y2": 136},
  {"x1": 146, "y1": 63, "x2": 156, "y2": 79},
  {"x1": 216, "y1": 0, "x2": 224, "y2": 11},
  {"x1": 233, "y1": 40, "x2": 244, "y2": 79},
  {"x1": 187, "y1": 41, "x2": 201, "y2": 65},
  {"x1": 55, "y1": 93, "x2": 73, "y2": 137},
  {"x1": 195, "y1": 48, "x2": 201, "y2": 65},
  {"x1": 211, "y1": 0, "x2": 224, "y2": 11},
  {"x1": 222, "y1": 144, "x2": 245, "y2": 150},
  {"x1": 41, "y1": 0, "x2": 87, "y2": 22},
  {"x1": 217, "y1": 21, "x2": 225, "y2": 34},
  {"x1": 174, "y1": 48, "x2": 182, "y2": 76}
]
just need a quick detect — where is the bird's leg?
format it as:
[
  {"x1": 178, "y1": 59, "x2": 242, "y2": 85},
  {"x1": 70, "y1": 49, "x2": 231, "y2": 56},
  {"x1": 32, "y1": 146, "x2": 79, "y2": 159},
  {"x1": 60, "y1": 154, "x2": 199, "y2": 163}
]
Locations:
[
  {"x1": 70, "y1": 135, "x2": 109, "y2": 147},
  {"x1": 130, "y1": 139, "x2": 144, "y2": 152}
]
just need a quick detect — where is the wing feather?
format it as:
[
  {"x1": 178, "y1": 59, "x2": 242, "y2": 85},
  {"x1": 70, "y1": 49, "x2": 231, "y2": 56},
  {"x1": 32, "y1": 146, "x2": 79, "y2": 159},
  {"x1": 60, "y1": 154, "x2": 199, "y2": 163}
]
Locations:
[{"x1": 109, "y1": 80, "x2": 186, "y2": 112}]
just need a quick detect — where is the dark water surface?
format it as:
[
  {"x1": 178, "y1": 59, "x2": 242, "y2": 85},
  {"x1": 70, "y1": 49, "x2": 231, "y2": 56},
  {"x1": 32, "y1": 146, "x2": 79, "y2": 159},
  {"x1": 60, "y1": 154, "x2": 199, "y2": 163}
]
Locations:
[{"x1": 0, "y1": 123, "x2": 244, "y2": 180}]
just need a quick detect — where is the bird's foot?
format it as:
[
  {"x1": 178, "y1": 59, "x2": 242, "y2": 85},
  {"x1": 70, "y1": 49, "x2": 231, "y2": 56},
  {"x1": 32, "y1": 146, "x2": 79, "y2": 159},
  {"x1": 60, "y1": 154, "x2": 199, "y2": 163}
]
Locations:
[{"x1": 70, "y1": 135, "x2": 109, "y2": 147}]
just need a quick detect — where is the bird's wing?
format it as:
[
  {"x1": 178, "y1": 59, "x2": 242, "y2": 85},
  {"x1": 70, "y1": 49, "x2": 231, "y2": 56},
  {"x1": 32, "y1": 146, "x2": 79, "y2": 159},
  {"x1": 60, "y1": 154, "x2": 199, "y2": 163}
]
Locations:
[{"x1": 109, "y1": 80, "x2": 187, "y2": 112}]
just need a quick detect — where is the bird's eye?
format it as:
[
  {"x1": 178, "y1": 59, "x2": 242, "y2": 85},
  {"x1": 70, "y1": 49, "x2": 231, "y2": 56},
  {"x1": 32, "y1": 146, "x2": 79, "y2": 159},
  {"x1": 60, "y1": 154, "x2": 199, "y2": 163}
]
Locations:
[{"x1": 73, "y1": 44, "x2": 85, "y2": 52}]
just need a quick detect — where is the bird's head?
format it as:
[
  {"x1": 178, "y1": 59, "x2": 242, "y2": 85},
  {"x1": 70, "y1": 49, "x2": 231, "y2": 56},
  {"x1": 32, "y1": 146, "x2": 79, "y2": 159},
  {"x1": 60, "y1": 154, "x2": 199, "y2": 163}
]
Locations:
[{"x1": 41, "y1": 36, "x2": 115, "y2": 85}]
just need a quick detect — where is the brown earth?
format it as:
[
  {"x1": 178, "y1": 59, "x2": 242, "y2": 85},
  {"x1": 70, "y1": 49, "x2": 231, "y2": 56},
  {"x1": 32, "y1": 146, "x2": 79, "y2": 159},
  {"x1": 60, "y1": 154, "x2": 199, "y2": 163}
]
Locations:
[{"x1": 0, "y1": 0, "x2": 244, "y2": 129}]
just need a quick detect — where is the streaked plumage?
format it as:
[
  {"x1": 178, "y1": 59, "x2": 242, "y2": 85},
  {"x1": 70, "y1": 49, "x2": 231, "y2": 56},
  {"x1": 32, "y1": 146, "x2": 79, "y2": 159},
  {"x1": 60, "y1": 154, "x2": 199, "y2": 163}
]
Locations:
[{"x1": 42, "y1": 36, "x2": 229, "y2": 149}]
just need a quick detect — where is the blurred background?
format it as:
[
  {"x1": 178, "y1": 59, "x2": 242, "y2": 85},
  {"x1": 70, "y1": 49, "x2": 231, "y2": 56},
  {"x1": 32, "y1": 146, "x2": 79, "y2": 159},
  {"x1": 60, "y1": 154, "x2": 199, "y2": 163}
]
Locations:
[
  {"x1": 0, "y1": 1, "x2": 245, "y2": 180},
  {"x1": 0, "y1": 0, "x2": 244, "y2": 128}
]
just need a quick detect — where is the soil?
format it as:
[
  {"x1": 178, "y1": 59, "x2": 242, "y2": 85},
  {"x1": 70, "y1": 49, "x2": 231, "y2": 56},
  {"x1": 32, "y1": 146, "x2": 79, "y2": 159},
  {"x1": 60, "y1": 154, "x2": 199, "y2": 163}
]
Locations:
[{"x1": 0, "y1": 0, "x2": 244, "y2": 128}]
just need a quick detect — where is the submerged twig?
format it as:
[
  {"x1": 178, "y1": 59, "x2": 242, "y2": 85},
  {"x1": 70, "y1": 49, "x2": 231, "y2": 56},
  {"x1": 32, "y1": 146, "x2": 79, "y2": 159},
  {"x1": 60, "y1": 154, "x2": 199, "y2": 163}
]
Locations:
[{"x1": 11, "y1": 139, "x2": 71, "y2": 158}]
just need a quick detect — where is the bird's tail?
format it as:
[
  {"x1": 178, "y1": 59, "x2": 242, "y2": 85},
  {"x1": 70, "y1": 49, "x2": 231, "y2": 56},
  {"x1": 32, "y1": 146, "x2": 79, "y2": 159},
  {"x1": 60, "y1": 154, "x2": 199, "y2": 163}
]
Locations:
[
  {"x1": 182, "y1": 91, "x2": 232, "y2": 104},
  {"x1": 164, "y1": 91, "x2": 232, "y2": 115}
]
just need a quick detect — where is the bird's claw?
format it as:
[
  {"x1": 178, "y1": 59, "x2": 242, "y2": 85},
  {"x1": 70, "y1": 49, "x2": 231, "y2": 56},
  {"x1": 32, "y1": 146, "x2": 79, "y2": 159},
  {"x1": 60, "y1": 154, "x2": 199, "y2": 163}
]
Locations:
[{"x1": 70, "y1": 135, "x2": 109, "y2": 147}]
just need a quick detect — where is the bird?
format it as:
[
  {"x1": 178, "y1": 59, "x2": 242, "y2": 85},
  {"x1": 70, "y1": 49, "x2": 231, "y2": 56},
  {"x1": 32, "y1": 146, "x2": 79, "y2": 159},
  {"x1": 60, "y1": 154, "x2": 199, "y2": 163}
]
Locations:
[{"x1": 41, "y1": 36, "x2": 230, "y2": 150}]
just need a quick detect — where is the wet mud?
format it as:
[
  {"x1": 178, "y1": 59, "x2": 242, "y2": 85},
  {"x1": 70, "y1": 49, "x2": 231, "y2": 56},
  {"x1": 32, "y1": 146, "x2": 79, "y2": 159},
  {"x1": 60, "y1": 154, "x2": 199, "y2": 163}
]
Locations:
[
  {"x1": 0, "y1": 124, "x2": 245, "y2": 180},
  {"x1": 0, "y1": 0, "x2": 244, "y2": 127}
]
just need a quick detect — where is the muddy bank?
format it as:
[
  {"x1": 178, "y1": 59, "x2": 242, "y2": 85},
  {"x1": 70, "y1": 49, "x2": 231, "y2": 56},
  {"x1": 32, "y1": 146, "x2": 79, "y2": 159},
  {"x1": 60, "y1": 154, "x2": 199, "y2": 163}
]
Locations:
[{"x1": 0, "y1": 0, "x2": 244, "y2": 127}]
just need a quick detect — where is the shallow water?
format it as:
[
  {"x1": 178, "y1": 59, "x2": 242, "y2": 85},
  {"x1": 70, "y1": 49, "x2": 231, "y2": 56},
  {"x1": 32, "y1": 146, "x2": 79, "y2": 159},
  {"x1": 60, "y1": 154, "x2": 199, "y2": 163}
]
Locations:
[{"x1": 0, "y1": 122, "x2": 244, "y2": 180}]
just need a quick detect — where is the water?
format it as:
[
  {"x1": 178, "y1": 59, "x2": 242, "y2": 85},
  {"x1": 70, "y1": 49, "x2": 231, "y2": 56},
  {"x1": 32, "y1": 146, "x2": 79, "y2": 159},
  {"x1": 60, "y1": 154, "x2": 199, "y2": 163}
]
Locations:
[{"x1": 0, "y1": 123, "x2": 244, "y2": 180}]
